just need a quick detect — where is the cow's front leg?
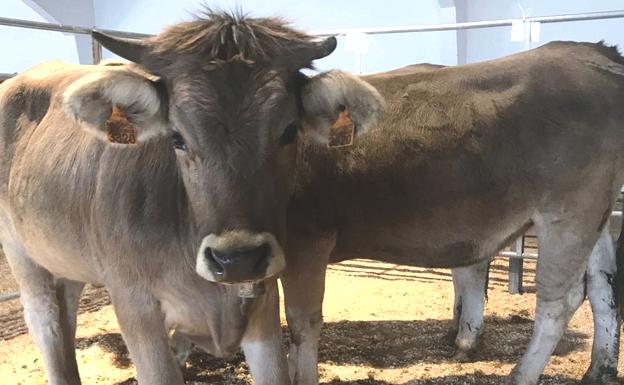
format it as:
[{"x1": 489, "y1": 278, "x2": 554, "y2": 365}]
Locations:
[
  {"x1": 282, "y1": 233, "x2": 335, "y2": 385},
  {"x1": 450, "y1": 259, "x2": 489, "y2": 362},
  {"x1": 109, "y1": 287, "x2": 184, "y2": 385},
  {"x1": 582, "y1": 225, "x2": 620, "y2": 384},
  {"x1": 241, "y1": 279, "x2": 290, "y2": 385}
]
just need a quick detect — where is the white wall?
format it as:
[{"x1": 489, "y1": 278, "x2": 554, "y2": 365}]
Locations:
[
  {"x1": 26, "y1": 0, "x2": 95, "y2": 64},
  {"x1": 0, "y1": 0, "x2": 86, "y2": 73},
  {"x1": 461, "y1": 0, "x2": 624, "y2": 64}
]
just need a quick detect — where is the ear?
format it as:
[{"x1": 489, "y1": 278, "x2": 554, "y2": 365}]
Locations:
[
  {"x1": 62, "y1": 66, "x2": 168, "y2": 144},
  {"x1": 300, "y1": 71, "x2": 384, "y2": 147}
]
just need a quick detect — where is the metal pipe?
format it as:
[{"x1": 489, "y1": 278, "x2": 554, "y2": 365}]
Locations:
[
  {"x1": 0, "y1": 292, "x2": 19, "y2": 303},
  {"x1": 0, "y1": 10, "x2": 622, "y2": 40},
  {"x1": 309, "y1": 10, "x2": 624, "y2": 36},
  {"x1": 0, "y1": 73, "x2": 15, "y2": 82},
  {"x1": 499, "y1": 251, "x2": 538, "y2": 260},
  {"x1": 92, "y1": 39, "x2": 103, "y2": 64},
  {"x1": 0, "y1": 16, "x2": 150, "y2": 39}
]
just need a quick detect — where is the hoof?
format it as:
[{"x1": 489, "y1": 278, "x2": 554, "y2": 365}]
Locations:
[
  {"x1": 451, "y1": 348, "x2": 476, "y2": 363},
  {"x1": 506, "y1": 366, "x2": 533, "y2": 385},
  {"x1": 581, "y1": 366, "x2": 618, "y2": 385}
]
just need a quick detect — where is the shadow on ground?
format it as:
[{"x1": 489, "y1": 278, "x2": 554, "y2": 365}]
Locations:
[
  {"x1": 322, "y1": 374, "x2": 582, "y2": 385},
  {"x1": 76, "y1": 332, "x2": 131, "y2": 368},
  {"x1": 99, "y1": 315, "x2": 589, "y2": 385},
  {"x1": 318, "y1": 317, "x2": 588, "y2": 367}
]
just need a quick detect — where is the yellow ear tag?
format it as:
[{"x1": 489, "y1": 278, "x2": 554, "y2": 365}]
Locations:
[
  {"x1": 105, "y1": 106, "x2": 137, "y2": 144},
  {"x1": 328, "y1": 108, "x2": 355, "y2": 148}
]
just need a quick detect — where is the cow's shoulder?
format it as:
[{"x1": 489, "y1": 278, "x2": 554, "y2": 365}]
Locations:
[{"x1": 0, "y1": 62, "x2": 102, "y2": 185}]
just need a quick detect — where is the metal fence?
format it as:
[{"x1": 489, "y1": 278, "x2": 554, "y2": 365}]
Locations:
[{"x1": 0, "y1": 9, "x2": 623, "y2": 302}]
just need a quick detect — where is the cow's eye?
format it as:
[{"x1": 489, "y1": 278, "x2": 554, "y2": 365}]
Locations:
[
  {"x1": 279, "y1": 123, "x2": 299, "y2": 146},
  {"x1": 171, "y1": 132, "x2": 188, "y2": 151}
]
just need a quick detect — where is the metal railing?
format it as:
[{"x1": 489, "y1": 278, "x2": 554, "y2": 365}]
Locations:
[
  {"x1": 0, "y1": 16, "x2": 149, "y2": 38},
  {"x1": 1, "y1": 10, "x2": 624, "y2": 65},
  {"x1": 0, "y1": 73, "x2": 15, "y2": 82},
  {"x1": 0, "y1": 10, "x2": 623, "y2": 301},
  {"x1": 309, "y1": 10, "x2": 624, "y2": 36}
]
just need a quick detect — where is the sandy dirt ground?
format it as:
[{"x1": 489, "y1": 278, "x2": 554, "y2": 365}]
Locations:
[{"x1": 0, "y1": 256, "x2": 623, "y2": 385}]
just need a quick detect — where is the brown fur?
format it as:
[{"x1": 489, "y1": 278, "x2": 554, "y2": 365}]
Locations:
[{"x1": 149, "y1": 10, "x2": 314, "y2": 61}]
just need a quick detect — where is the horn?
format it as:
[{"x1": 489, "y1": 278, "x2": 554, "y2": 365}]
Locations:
[
  {"x1": 308, "y1": 36, "x2": 337, "y2": 60},
  {"x1": 92, "y1": 30, "x2": 149, "y2": 64}
]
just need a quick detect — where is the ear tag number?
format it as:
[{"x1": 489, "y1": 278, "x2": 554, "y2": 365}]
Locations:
[
  {"x1": 105, "y1": 106, "x2": 137, "y2": 144},
  {"x1": 328, "y1": 108, "x2": 355, "y2": 148}
]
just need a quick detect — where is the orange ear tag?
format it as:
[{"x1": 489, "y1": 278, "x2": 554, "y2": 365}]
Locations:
[
  {"x1": 105, "y1": 106, "x2": 137, "y2": 144},
  {"x1": 327, "y1": 108, "x2": 355, "y2": 148}
]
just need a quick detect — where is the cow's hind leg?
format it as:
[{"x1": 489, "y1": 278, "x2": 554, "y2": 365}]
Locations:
[
  {"x1": 582, "y1": 224, "x2": 620, "y2": 384},
  {"x1": 4, "y1": 239, "x2": 84, "y2": 385},
  {"x1": 450, "y1": 259, "x2": 489, "y2": 362},
  {"x1": 509, "y1": 208, "x2": 608, "y2": 385}
]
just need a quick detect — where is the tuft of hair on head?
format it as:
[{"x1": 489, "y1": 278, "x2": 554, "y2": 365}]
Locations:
[{"x1": 146, "y1": 8, "x2": 316, "y2": 65}]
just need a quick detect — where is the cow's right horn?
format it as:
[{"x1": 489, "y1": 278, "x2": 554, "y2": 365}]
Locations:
[{"x1": 92, "y1": 31, "x2": 150, "y2": 64}]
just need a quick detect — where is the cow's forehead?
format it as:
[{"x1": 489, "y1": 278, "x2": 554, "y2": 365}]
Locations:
[
  {"x1": 168, "y1": 63, "x2": 295, "y2": 158},
  {"x1": 170, "y1": 62, "x2": 288, "y2": 102}
]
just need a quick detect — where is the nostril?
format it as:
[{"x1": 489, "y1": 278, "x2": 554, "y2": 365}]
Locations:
[
  {"x1": 205, "y1": 247, "x2": 225, "y2": 276},
  {"x1": 255, "y1": 243, "x2": 271, "y2": 268},
  {"x1": 210, "y1": 248, "x2": 232, "y2": 264}
]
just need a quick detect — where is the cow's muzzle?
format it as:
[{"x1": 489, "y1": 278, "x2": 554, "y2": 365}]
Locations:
[{"x1": 195, "y1": 231, "x2": 285, "y2": 283}]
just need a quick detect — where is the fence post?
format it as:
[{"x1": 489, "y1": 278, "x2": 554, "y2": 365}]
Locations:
[
  {"x1": 92, "y1": 38, "x2": 102, "y2": 65},
  {"x1": 509, "y1": 236, "x2": 524, "y2": 294}
]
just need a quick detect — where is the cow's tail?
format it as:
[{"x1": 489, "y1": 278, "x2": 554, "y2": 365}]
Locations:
[
  {"x1": 615, "y1": 216, "x2": 624, "y2": 321},
  {"x1": 484, "y1": 258, "x2": 492, "y2": 303}
]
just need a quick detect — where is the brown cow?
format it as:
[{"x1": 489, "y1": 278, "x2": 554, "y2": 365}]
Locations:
[
  {"x1": 0, "y1": 12, "x2": 382, "y2": 385},
  {"x1": 282, "y1": 43, "x2": 624, "y2": 385}
]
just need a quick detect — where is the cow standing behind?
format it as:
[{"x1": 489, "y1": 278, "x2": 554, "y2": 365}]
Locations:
[
  {"x1": 370, "y1": 65, "x2": 621, "y2": 381},
  {"x1": 283, "y1": 42, "x2": 624, "y2": 385},
  {"x1": 0, "y1": 12, "x2": 383, "y2": 385}
]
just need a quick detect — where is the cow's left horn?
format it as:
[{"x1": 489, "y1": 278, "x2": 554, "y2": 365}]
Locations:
[
  {"x1": 92, "y1": 31, "x2": 149, "y2": 64},
  {"x1": 308, "y1": 36, "x2": 337, "y2": 60}
]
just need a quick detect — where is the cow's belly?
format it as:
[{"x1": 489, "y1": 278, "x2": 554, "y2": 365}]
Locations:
[
  {"x1": 331, "y1": 209, "x2": 533, "y2": 268},
  {"x1": 9, "y1": 210, "x2": 102, "y2": 283},
  {"x1": 0, "y1": 199, "x2": 101, "y2": 283}
]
